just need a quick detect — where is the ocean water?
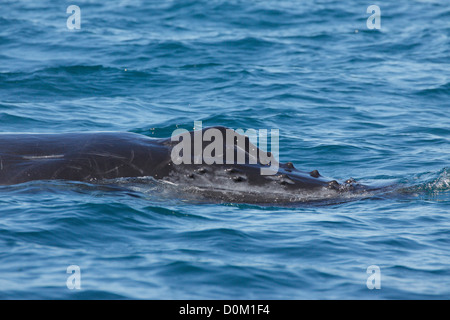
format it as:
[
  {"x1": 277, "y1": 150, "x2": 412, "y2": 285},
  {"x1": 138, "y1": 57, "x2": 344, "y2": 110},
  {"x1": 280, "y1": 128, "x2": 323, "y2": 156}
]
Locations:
[{"x1": 0, "y1": 0, "x2": 449, "y2": 299}]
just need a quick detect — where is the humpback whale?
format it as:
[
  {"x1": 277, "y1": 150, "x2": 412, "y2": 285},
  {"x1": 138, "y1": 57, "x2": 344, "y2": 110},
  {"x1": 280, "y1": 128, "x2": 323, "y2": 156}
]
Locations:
[{"x1": 0, "y1": 127, "x2": 371, "y2": 204}]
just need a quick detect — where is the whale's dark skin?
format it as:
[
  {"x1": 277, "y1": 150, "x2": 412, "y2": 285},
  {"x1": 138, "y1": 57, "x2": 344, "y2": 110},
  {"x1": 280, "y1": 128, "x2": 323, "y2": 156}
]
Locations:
[{"x1": 0, "y1": 127, "x2": 367, "y2": 201}]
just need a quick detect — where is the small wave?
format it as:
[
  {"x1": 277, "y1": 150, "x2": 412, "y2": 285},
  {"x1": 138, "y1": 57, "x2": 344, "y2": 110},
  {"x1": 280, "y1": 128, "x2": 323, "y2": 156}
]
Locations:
[
  {"x1": 398, "y1": 168, "x2": 450, "y2": 197},
  {"x1": 0, "y1": 112, "x2": 45, "y2": 126},
  {"x1": 415, "y1": 82, "x2": 450, "y2": 97},
  {"x1": 417, "y1": 168, "x2": 450, "y2": 192}
]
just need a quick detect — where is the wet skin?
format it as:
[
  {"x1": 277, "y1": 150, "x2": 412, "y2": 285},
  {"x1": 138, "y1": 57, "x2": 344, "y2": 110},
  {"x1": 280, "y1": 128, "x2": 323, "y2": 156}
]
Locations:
[{"x1": 0, "y1": 127, "x2": 365, "y2": 198}]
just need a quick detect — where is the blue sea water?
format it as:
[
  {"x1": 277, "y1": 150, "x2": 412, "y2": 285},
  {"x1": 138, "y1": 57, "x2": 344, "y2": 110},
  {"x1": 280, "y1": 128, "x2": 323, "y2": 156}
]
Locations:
[{"x1": 0, "y1": 0, "x2": 449, "y2": 299}]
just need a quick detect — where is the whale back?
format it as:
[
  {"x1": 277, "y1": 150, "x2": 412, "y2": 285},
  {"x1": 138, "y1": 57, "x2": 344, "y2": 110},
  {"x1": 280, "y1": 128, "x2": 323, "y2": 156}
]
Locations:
[{"x1": 0, "y1": 132, "x2": 169, "y2": 185}]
